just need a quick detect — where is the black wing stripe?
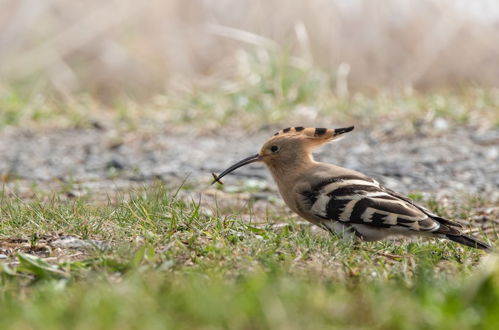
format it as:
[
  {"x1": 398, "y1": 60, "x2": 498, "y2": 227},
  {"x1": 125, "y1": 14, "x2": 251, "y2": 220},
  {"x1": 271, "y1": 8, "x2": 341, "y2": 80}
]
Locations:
[
  {"x1": 369, "y1": 212, "x2": 391, "y2": 228},
  {"x1": 395, "y1": 217, "x2": 417, "y2": 224},
  {"x1": 349, "y1": 198, "x2": 373, "y2": 222},
  {"x1": 368, "y1": 198, "x2": 421, "y2": 218},
  {"x1": 370, "y1": 212, "x2": 387, "y2": 223},
  {"x1": 370, "y1": 195, "x2": 400, "y2": 201},
  {"x1": 327, "y1": 185, "x2": 381, "y2": 197},
  {"x1": 300, "y1": 190, "x2": 318, "y2": 206},
  {"x1": 382, "y1": 185, "x2": 463, "y2": 229},
  {"x1": 311, "y1": 175, "x2": 374, "y2": 192},
  {"x1": 307, "y1": 176, "x2": 452, "y2": 233},
  {"x1": 326, "y1": 198, "x2": 351, "y2": 220},
  {"x1": 348, "y1": 198, "x2": 423, "y2": 225}
]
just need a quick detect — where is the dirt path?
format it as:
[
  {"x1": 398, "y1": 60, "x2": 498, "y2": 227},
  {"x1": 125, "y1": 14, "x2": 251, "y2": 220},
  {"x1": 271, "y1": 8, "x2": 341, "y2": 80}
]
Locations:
[{"x1": 0, "y1": 126, "x2": 498, "y2": 200}]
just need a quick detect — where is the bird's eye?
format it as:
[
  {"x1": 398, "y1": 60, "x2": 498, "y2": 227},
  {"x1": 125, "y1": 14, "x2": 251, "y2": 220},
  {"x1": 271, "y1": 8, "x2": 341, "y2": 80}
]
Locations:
[{"x1": 270, "y1": 145, "x2": 280, "y2": 153}]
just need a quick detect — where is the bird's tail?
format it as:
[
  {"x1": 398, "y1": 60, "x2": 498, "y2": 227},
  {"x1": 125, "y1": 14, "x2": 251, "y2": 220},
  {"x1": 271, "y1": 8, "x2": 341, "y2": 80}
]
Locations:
[{"x1": 446, "y1": 234, "x2": 492, "y2": 251}]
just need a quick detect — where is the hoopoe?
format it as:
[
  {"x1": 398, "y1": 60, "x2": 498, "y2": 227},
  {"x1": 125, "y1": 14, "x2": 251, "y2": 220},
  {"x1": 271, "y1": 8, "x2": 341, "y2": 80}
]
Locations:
[{"x1": 212, "y1": 126, "x2": 492, "y2": 251}]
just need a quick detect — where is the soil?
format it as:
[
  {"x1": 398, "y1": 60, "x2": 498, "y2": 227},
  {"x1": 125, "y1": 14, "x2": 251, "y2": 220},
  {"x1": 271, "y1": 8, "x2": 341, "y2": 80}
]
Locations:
[{"x1": 0, "y1": 125, "x2": 498, "y2": 201}]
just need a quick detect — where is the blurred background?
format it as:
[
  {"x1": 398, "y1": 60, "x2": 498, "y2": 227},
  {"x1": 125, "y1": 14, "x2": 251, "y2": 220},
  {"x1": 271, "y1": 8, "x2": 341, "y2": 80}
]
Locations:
[
  {"x1": 2, "y1": 2, "x2": 499, "y2": 327},
  {"x1": 2, "y1": 0, "x2": 499, "y2": 101},
  {"x1": 0, "y1": 0, "x2": 498, "y2": 197}
]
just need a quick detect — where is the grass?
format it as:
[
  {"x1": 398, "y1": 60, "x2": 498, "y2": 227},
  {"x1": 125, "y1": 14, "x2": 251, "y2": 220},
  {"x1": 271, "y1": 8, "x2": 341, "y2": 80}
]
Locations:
[
  {"x1": 1, "y1": 23, "x2": 498, "y2": 326},
  {"x1": 2, "y1": 81, "x2": 499, "y2": 132},
  {"x1": 4, "y1": 1, "x2": 499, "y2": 98},
  {"x1": 0, "y1": 183, "x2": 497, "y2": 329},
  {"x1": 3, "y1": 37, "x2": 499, "y2": 130}
]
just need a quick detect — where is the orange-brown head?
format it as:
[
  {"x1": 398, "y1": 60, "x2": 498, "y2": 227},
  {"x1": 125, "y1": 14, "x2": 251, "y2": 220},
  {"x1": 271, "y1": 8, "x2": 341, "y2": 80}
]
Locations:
[{"x1": 211, "y1": 126, "x2": 354, "y2": 184}]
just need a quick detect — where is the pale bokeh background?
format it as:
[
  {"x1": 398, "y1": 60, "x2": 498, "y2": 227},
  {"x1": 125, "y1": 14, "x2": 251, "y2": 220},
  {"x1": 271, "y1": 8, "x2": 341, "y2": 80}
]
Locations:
[{"x1": 1, "y1": 0, "x2": 499, "y2": 100}]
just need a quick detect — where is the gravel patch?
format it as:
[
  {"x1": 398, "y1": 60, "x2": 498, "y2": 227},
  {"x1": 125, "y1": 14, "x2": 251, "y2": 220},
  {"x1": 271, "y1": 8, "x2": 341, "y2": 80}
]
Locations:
[{"x1": 0, "y1": 126, "x2": 498, "y2": 199}]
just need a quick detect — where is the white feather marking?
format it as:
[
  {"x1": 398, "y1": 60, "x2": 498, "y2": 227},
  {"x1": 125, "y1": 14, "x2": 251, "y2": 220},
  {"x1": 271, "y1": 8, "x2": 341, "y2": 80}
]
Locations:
[
  {"x1": 337, "y1": 192, "x2": 392, "y2": 222},
  {"x1": 384, "y1": 213, "x2": 398, "y2": 225},
  {"x1": 422, "y1": 218, "x2": 440, "y2": 232},
  {"x1": 321, "y1": 179, "x2": 379, "y2": 194},
  {"x1": 361, "y1": 207, "x2": 376, "y2": 223},
  {"x1": 338, "y1": 199, "x2": 358, "y2": 222},
  {"x1": 310, "y1": 188, "x2": 386, "y2": 219},
  {"x1": 370, "y1": 196, "x2": 406, "y2": 206},
  {"x1": 334, "y1": 192, "x2": 391, "y2": 200},
  {"x1": 310, "y1": 194, "x2": 331, "y2": 217}
]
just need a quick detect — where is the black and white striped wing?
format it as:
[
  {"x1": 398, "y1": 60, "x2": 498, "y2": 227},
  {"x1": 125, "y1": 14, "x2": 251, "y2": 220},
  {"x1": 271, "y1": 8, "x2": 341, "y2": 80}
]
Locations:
[
  {"x1": 300, "y1": 175, "x2": 441, "y2": 233},
  {"x1": 381, "y1": 185, "x2": 463, "y2": 229}
]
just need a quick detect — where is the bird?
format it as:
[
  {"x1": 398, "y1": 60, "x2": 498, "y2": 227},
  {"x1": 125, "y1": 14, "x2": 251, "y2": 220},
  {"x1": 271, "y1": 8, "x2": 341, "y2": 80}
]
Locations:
[{"x1": 211, "y1": 126, "x2": 492, "y2": 251}]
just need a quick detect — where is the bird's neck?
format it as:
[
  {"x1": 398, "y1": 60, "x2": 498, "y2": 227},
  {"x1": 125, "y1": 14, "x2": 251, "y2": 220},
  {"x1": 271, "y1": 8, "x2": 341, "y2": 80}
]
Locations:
[{"x1": 266, "y1": 152, "x2": 316, "y2": 190}]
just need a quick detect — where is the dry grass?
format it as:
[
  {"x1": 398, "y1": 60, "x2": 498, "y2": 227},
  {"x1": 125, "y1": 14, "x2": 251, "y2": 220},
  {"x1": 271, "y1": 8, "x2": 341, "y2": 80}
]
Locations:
[{"x1": 2, "y1": 0, "x2": 499, "y2": 100}]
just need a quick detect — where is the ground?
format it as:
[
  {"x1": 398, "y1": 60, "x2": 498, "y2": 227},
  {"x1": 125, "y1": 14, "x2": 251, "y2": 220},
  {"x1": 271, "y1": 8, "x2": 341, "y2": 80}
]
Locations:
[{"x1": 0, "y1": 89, "x2": 498, "y2": 329}]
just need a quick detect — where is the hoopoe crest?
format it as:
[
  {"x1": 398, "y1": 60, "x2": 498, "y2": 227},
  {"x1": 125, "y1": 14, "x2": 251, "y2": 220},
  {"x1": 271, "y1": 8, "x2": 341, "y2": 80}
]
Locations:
[{"x1": 212, "y1": 126, "x2": 492, "y2": 251}]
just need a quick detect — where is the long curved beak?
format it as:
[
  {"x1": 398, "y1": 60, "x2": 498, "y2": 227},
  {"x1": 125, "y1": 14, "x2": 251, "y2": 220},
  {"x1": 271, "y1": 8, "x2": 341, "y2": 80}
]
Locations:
[
  {"x1": 333, "y1": 126, "x2": 354, "y2": 135},
  {"x1": 211, "y1": 153, "x2": 262, "y2": 185}
]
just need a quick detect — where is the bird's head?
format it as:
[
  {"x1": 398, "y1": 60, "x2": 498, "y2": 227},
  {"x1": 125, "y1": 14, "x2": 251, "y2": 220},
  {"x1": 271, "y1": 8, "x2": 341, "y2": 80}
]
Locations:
[{"x1": 211, "y1": 126, "x2": 354, "y2": 184}]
